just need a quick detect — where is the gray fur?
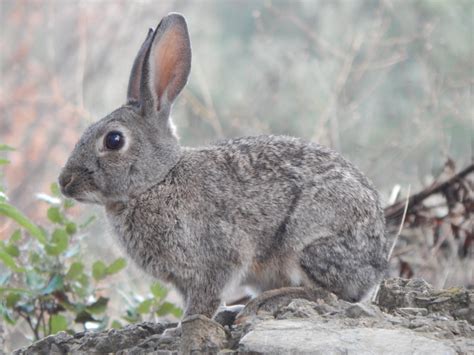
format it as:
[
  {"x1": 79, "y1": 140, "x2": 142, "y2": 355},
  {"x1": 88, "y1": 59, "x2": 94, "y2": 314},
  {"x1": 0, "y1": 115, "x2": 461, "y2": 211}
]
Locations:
[{"x1": 59, "y1": 13, "x2": 388, "y2": 319}]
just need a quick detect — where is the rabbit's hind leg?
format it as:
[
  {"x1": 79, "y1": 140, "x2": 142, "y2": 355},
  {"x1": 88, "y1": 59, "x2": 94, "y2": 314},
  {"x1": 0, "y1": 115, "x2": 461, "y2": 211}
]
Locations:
[
  {"x1": 234, "y1": 286, "x2": 334, "y2": 324},
  {"x1": 299, "y1": 235, "x2": 387, "y2": 302}
]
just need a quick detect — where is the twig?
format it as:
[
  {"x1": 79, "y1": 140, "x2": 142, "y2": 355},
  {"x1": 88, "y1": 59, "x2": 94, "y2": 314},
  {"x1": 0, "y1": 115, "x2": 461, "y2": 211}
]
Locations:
[
  {"x1": 183, "y1": 90, "x2": 224, "y2": 137},
  {"x1": 371, "y1": 186, "x2": 411, "y2": 303},
  {"x1": 18, "y1": 309, "x2": 38, "y2": 340},
  {"x1": 384, "y1": 164, "x2": 474, "y2": 223},
  {"x1": 266, "y1": 4, "x2": 345, "y2": 59},
  {"x1": 33, "y1": 299, "x2": 45, "y2": 340},
  {"x1": 387, "y1": 185, "x2": 411, "y2": 261},
  {"x1": 312, "y1": 32, "x2": 364, "y2": 148}
]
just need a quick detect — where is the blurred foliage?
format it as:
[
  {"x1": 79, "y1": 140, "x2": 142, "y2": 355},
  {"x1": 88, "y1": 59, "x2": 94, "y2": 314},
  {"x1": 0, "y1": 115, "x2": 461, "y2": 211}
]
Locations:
[
  {"x1": 1, "y1": 0, "x2": 472, "y2": 215},
  {"x1": 117, "y1": 282, "x2": 182, "y2": 328},
  {"x1": 0, "y1": 147, "x2": 181, "y2": 342}
]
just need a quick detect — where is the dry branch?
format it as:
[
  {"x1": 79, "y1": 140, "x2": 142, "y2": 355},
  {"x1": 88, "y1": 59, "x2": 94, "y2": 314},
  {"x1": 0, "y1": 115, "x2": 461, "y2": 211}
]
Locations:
[{"x1": 384, "y1": 163, "x2": 474, "y2": 224}]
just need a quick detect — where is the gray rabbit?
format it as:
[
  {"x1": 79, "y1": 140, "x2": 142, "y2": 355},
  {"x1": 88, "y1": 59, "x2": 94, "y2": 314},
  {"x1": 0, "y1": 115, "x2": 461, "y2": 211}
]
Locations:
[{"x1": 59, "y1": 13, "x2": 388, "y2": 322}]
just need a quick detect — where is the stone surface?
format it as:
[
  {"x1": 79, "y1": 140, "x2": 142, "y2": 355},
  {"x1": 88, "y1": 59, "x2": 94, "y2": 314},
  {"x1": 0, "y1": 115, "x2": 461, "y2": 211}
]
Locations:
[
  {"x1": 13, "y1": 322, "x2": 169, "y2": 355},
  {"x1": 376, "y1": 278, "x2": 473, "y2": 324},
  {"x1": 344, "y1": 302, "x2": 382, "y2": 319},
  {"x1": 239, "y1": 319, "x2": 461, "y2": 355},
  {"x1": 13, "y1": 278, "x2": 474, "y2": 354}
]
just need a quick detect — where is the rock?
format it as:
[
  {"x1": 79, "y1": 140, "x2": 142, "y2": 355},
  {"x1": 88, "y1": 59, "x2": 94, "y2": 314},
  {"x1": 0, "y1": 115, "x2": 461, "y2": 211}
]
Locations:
[
  {"x1": 13, "y1": 278, "x2": 474, "y2": 354},
  {"x1": 74, "y1": 322, "x2": 168, "y2": 353},
  {"x1": 116, "y1": 333, "x2": 180, "y2": 354},
  {"x1": 344, "y1": 303, "x2": 381, "y2": 319},
  {"x1": 180, "y1": 314, "x2": 227, "y2": 353},
  {"x1": 0, "y1": 323, "x2": 5, "y2": 355},
  {"x1": 13, "y1": 322, "x2": 168, "y2": 355},
  {"x1": 13, "y1": 331, "x2": 72, "y2": 355},
  {"x1": 376, "y1": 278, "x2": 474, "y2": 324},
  {"x1": 275, "y1": 299, "x2": 320, "y2": 319},
  {"x1": 238, "y1": 319, "x2": 465, "y2": 354},
  {"x1": 396, "y1": 307, "x2": 429, "y2": 317}
]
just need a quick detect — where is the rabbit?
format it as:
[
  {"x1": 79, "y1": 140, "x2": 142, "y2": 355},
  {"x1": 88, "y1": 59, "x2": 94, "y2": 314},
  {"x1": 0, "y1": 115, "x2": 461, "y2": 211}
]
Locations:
[{"x1": 59, "y1": 13, "x2": 389, "y2": 323}]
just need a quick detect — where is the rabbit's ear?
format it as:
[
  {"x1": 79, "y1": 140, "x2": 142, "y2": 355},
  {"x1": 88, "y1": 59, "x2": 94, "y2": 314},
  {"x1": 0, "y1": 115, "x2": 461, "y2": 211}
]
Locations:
[
  {"x1": 127, "y1": 28, "x2": 154, "y2": 104},
  {"x1": 140, "y1": 13, "x2": 191, "y2": 115}
]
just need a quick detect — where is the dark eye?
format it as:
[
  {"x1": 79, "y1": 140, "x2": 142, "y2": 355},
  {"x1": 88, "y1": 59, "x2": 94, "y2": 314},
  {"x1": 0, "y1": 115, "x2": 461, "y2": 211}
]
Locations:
[{"x1": 105, "y1": 131, "x2": 124, "y2": 150}]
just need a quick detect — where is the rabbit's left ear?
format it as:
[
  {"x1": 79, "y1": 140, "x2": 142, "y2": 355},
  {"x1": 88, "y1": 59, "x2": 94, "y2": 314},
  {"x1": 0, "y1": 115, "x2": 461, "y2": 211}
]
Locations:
[
  {"x1": 127, "y1": 28, "x2": 154, "y2": 104},
  {"x1": 140, "y1": 13, "x2": 191, "y2": 116}
]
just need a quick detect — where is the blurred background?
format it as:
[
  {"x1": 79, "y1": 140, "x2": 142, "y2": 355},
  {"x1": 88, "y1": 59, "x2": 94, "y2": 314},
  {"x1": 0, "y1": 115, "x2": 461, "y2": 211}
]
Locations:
[{"x1": 1, "y1": 0, "x2": 472, "y2": 350}]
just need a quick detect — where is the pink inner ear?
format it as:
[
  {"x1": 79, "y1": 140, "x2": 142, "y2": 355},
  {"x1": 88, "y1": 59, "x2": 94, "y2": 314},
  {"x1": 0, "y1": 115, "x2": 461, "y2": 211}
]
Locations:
[{"x1": 153, "y1": 26, "x2": 189, "y2": 110}]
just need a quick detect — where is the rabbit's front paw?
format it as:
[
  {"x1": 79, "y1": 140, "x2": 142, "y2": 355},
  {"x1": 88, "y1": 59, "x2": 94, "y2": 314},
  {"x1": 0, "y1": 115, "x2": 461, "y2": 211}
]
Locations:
[{"x1": 214, "y1": 304, "x2": 246, "y2": 327}]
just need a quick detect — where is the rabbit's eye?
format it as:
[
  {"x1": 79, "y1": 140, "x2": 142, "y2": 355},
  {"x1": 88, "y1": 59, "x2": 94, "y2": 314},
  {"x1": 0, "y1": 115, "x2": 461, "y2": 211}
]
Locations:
[{"x1": 105, "y1": 131, "x2": 124, "y2": 150}]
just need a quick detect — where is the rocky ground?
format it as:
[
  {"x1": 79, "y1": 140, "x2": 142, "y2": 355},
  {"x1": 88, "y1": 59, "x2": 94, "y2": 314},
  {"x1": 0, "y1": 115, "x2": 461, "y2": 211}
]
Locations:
[{"x1": 14, "y1": 278, "x2": 474, "y2": 354}]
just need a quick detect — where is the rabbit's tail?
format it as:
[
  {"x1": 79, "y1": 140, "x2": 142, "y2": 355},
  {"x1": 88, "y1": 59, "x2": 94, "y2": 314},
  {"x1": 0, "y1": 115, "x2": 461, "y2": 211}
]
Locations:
[{"x1": 299, "y1": 231, "x2": 388, "y2": 302}]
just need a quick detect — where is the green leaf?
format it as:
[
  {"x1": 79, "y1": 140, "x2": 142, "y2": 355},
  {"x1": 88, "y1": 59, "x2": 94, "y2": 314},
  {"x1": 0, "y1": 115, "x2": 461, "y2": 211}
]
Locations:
[
  {"x1": 63, "y1": 199, "x2": 75, "y2": 209},
  {"x1": 0, "y1": 248, "x2": 25, "y2": 272},
  {"x1": 26, "y1": 270, "x2": 45, "y2": 290},
  {"x1": 0, "y1": 287, "x2": 32, "y2": 294},
  {"x1": 0, "y1": 158, "x2": 10, "y2": 165},
  {"x1": 65, "y1": 222, "x2": 77, "y2": 235},
  {"x1": 0, "y1": 272, "x2": 11, "y2": 286},
  {"x1": 111, "y1": 320, "x2": 122, "y2": 329},
  {"x1": 74, "y1": 274, "x2": 89, "y2": 298},
  {"x1": 150, "y1": 283, "x2": 168, "y2": 299},
  {"x1": 0, "y1": 303, "x2": 16, "y2": 325},
  {"x1": 86, "y1": 297, "x2": 109, "y2": 314},
  {"x1": 6, "y1": 292, "x2": 21, "y2": 308},
  {"x1": 0, "y1": 144, "x2": 14, "y2": 151},
  {"x1": 156, "y1": 301, "x2": 181, "y2": 317},
  {"x1": 50, "y1": 183, "x2": 61, "y2": 197},
  {"x1": 0, "y1": 202, "x2": 47, "y2": 244},
  {"x1": 10, "y1": 230, "x2": 21, "y2": 242},
  {"x1": 122, "y1": 308, "x2": 140, "y2": 323},
  {"x1": 66, "y1": 262, "x2": 84, "y2": 280},
  {"x1": 41, "y1": 274, "x2": 64, "y2": 295},
  {"x1": 75, "y1": 310, "x2": 95, "y2": 323},
  {"x1": 106, "y1": 258, "x2": 126, "y2": 275},
  {"x1": 170, "y1": 306, "x2": 183, "y2": 318},
  {"x1": 47, "y1": 207, "x2": 63, "y2": 224},
  {"x1": 92, "y1": 261, "x2": 107, "y2": 281},
  {"x1": 50, "y1": 314, "x2": 68, "y2": 334},
  {"x1": 29, "y1": 252, "x2": 41, "y2": 265},
  {"x1": 45, "y1": 228, "x2": 69, "y2": 256},
  {"x1": 136, "y1": 299, "x2": 153, "y2": 314},
  {"x1": 3, "y1": 243, "x2": 19, "y2": 257},
  {"x1": 17, "y1": 302, "x2": 35, "y2": 314}
]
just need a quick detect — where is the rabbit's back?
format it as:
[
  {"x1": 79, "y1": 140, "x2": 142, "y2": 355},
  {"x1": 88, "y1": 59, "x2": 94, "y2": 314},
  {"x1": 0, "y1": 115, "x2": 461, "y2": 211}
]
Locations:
[{"x1": 192, "y1": 134, "x2": 385, "y2": 242}]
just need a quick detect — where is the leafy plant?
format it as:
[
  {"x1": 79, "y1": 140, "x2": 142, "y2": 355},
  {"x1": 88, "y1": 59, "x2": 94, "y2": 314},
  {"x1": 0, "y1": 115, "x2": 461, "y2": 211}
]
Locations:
[
  {"x1": 116, "y1": 282, "x2": 182, "y2": 328},
  {"x1": 0, "y1": 145, "x2": 182, "y2": 342}
]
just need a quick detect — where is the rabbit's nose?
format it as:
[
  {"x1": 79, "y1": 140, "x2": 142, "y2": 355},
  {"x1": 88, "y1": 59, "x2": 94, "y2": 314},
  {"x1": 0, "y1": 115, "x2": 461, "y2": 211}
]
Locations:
[{"x1": 58, "y1": 172, "x2": 74, "y2": 189}]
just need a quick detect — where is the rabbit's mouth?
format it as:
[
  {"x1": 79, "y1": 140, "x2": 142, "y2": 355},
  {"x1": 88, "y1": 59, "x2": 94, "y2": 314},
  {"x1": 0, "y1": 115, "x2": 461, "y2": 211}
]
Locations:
[
  {"x1": 62, "y1": 186, "x2": 102, "y2": 204},
  {"x1": 74, "y1": 191, "x2": 102, "y2": 204},
  {"x1": 58, "y1": 169, "x2": 103, "y2": 204}
]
